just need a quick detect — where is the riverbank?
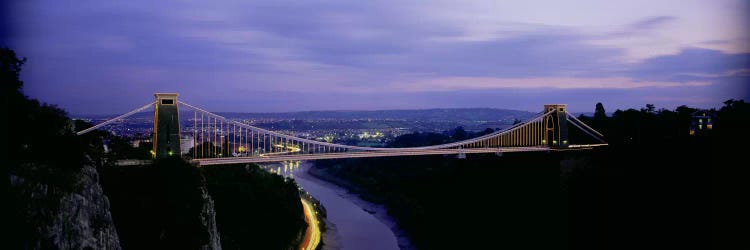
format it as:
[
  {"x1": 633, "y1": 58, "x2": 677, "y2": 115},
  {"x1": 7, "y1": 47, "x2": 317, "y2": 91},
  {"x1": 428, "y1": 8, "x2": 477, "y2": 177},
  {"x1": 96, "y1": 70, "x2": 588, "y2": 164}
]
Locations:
[{"x1": 302, "y1": 162, "x2": 415, "y2": 250}]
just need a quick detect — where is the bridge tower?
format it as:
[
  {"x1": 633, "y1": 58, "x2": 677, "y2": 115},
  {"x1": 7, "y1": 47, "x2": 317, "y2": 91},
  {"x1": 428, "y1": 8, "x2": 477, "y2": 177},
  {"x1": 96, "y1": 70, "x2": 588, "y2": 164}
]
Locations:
[
  {"x1": 153, "y1": 93, "x2": 181, "y2": 158},
  {"x1": 543, "y1": 104, "x2": 569, "y2": 149}
]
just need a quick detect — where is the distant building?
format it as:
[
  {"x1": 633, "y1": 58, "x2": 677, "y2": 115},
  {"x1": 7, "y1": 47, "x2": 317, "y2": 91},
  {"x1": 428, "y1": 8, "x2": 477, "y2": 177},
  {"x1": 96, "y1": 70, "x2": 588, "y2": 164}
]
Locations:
[
  {"x1": 131, "y1": 139, "x2": 152, "y2": 148},
  {"x1": 181, "y1": 136, "x2": 195, "y2": 155},
  {"x1": 102, "y1": 139, "x2": 111, "y2": 153},
  {"x1": 689, "y1": 110, "x2": 716, "y2": 135}
]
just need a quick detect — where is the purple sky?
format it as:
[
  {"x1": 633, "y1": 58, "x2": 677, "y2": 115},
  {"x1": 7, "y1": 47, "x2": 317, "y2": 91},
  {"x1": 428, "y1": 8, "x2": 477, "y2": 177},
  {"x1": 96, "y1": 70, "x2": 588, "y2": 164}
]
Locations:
[{"x1": 6, "y1": 0, "x2": 750, "y2": 114}]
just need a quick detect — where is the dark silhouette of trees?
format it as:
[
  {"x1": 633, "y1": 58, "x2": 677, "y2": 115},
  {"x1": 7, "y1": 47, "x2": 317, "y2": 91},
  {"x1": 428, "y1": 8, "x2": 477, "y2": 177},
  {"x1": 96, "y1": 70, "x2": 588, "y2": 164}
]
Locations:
[
  {"x1": 450, "y1": 126, "x2": 467, "y2": 141},
  {"x1": 594, "y1": 102, "x2": 606, "y2": 119},
  {"x1": 641, "y1": 103, "x2": 656, "y2": 113},
  {"x1": 568, "y1": 101, "x2": 750, "y2": 249},
  {"x1": 1, "y1": 48, "x2": 103, "y2": 171},
  {"x1": 1, "y1": 47, "x2": 26, "y2": 93},
  {"x1": 100, "y1": 158, "x2": 212, "y2": 249},
  {"x1": 389, "y1": 132, "x2": 447, "y2": 147},
  {"x1": 313, "y1": 101, "x2": 743, "y2": 249},
  {"x1": 202, "y1": 164, "x2": 306, "y2": 250},
  {"x1": 313, "y1": 152, "x2": 560, "y2": 249},
  {"x1": 480, "y1": 127, "x2": 495, "y2": 136},
  {"x1": 593, "y1": 102, "x2": 607, "y2": 132},
  {"x1": 388, "y1": 126, "x2": 499, "y2": 148}
]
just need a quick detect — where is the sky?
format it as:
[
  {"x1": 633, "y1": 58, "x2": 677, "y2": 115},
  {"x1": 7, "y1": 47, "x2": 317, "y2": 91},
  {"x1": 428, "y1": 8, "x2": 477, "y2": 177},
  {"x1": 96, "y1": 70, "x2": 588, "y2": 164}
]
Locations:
[{"x1": 5, "y1": 0, "x2": 750, "y2": 114}]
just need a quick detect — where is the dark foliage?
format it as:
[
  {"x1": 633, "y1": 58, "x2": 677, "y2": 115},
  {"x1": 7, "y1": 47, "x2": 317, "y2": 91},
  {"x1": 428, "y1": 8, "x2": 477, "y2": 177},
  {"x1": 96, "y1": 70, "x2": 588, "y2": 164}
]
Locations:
[
  {"x1": 314, "y1": 153, "x2": 562, "y2": 249},
  {"x1": 388, "y1": 132, "x2": 449, "y2": 148},
  {"x1": 710, "y1": 99, "x2": 750, "y2": 248},
  {"x1": 312, "y1": 101, "x2": 746, "y2": 249},
  {"x1": 2, "y1": 48, "x2": 86, "y2": 171},
  {"x1": 563, "y1": 101, "x2": 750, "y2": 249},
  {"x1": 201, "y1": 164, "x2": 307, "y2": 250},
  {"x1": 100, "y1": 157, "x2": 212, "y2": 249},
  {"x1": 388, "y1": 126, "x2": 496, "y2": 148},
  {"x1": 3, "y1": 47, "x2": 99, "y2": 248}
]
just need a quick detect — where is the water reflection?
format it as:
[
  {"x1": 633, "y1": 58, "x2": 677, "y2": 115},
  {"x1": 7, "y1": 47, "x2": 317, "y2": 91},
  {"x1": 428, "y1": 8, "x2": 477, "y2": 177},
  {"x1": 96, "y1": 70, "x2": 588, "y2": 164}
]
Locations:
[{"x1": 260, "y1": 160, "x2": 301, "y2": 178}]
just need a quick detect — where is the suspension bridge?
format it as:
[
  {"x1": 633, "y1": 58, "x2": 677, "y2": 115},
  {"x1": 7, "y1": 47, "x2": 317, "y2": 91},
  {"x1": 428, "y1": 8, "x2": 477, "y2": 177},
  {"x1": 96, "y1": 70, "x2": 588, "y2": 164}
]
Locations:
[{"x1": 77, "y1": 93, "x2": 607, "y2": 165}]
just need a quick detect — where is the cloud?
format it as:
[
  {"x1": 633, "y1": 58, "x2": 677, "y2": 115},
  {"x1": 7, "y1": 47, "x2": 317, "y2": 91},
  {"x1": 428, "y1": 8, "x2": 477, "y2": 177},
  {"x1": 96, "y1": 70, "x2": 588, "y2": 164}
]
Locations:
[
  {"x1": 631, "y1": 16, "x2": 676, "y2": 30},
  {"x1": 626, "y1": 47, "x2": 750, "y2": 81},
  {"x1": 398, "y1": 76, "x2": 711, "y2": 92},
  {"x1": 7, "y1": 0, "x2": 750, "y2": 114},
  {"x1": 700, "y1": 39, "x2": 730, "y2": 45}
]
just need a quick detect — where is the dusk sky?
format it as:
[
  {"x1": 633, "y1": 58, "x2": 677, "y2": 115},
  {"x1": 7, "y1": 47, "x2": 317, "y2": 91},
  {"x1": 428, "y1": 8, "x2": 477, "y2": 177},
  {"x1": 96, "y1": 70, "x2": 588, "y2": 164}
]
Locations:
[{"x1": 5, "y1": 0, "x2": 750, "y2": 114}]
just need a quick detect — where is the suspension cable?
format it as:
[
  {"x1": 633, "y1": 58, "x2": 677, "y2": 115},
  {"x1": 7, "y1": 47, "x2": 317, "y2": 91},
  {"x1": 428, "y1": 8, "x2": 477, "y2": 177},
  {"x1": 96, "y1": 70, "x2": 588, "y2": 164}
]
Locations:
[
  {"x1": 565, "y1": 112, "x2": 605, "y2": 138},
  {"x1": 565, "y1": 113, "x2": 607, "y2": 143},
  {"x1": 76, "y1": 102, "x2": 156, "y2": 135}
]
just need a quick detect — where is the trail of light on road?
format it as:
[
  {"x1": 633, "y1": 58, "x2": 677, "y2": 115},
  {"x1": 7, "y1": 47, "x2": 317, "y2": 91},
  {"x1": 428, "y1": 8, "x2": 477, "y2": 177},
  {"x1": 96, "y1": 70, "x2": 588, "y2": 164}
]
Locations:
[
  {"x1": 259, "y1": 144, "x2": 301, "y2": 157},
  {"x1": 300, "y1": 198, "x2": 321, "y2": 250}
]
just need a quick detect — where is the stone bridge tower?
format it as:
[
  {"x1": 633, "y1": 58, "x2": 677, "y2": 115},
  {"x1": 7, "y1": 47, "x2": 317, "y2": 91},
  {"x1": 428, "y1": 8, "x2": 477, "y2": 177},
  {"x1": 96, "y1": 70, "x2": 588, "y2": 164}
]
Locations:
[
  {"x1": 153, "y1": 93, "x2": 181, "y2": 158},
  {"x1": 544, "y1": 104, "x2": 569, "y2": 149}
]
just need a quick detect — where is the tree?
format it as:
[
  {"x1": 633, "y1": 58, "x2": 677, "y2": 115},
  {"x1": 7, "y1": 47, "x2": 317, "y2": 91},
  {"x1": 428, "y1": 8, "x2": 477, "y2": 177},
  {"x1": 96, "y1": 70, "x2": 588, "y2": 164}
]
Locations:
[
  {"x1": 594, "y1": 102, "x2": 606, "y2": 120},
  {"x1": 1, "y1": 47, "x2": 26, "y2": 95},
  {"x1": 2, "y1": 48, "x2": 84, "y2": 169},
  {"x1": 641, "y1": 104, "x2": 656, "y2": 113},
  {"x1": 591, "y1": 102, "x2": 608, "y2": 132},
  {"x1": 1, "y1": 47, "x2": 25, "y2": 247},
  {"x1": 481, "y1": 128, "x2": 495, "y2": 136},
  {"x1": 451, "y1": 126, "x2": 467, "y2": 141},
  {"x1": 2, "y1": 48, "x2": 27, "y2": 167}
]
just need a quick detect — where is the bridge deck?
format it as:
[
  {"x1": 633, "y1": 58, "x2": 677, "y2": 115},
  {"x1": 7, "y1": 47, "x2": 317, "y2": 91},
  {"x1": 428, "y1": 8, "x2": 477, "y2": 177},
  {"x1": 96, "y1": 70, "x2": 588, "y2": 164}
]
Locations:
[{"x1": 193, "y1": 146, "x2": 550, "y2": 166}]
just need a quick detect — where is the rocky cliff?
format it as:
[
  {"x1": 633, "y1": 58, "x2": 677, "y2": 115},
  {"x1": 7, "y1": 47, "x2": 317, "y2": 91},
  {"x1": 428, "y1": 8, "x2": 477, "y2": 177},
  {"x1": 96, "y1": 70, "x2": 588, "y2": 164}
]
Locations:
[
  {"x1": 199, "y1": 182, "x2": 222, "y2": 250},
  {"x1": 10, "y1": 165, "x2": 121, "y2": 249}
]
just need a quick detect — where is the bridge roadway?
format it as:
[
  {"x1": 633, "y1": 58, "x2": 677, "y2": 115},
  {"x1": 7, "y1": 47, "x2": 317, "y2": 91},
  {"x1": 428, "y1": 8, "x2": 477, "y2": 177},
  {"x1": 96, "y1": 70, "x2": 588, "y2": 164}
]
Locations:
[{"x1": 193, "y1": 146, "x2": 550, "y2": 166}]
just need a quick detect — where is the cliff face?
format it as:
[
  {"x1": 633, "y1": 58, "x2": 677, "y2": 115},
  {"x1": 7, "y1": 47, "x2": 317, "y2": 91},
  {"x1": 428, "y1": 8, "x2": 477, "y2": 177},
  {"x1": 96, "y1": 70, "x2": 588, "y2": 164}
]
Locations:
[
  {"x1": 199, "y1": 183, "x2": 222, "y2": 250},
  {"x1": 10, "y1": 165, "x2": 121, "y2": 250}
]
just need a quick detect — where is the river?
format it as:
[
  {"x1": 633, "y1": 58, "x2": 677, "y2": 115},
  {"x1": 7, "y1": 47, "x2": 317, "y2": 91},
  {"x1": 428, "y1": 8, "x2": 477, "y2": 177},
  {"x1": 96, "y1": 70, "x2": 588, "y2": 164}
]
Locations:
[{"x1": 263, "y1": 161, "x2": 402, "y2": 250}]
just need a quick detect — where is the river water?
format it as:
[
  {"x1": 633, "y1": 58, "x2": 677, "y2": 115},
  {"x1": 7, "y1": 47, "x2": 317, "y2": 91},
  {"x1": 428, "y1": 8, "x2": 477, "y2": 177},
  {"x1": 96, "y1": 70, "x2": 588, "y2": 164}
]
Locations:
[{"x1": 262, "y1": 161, "x2": 401, "y2": 250}]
